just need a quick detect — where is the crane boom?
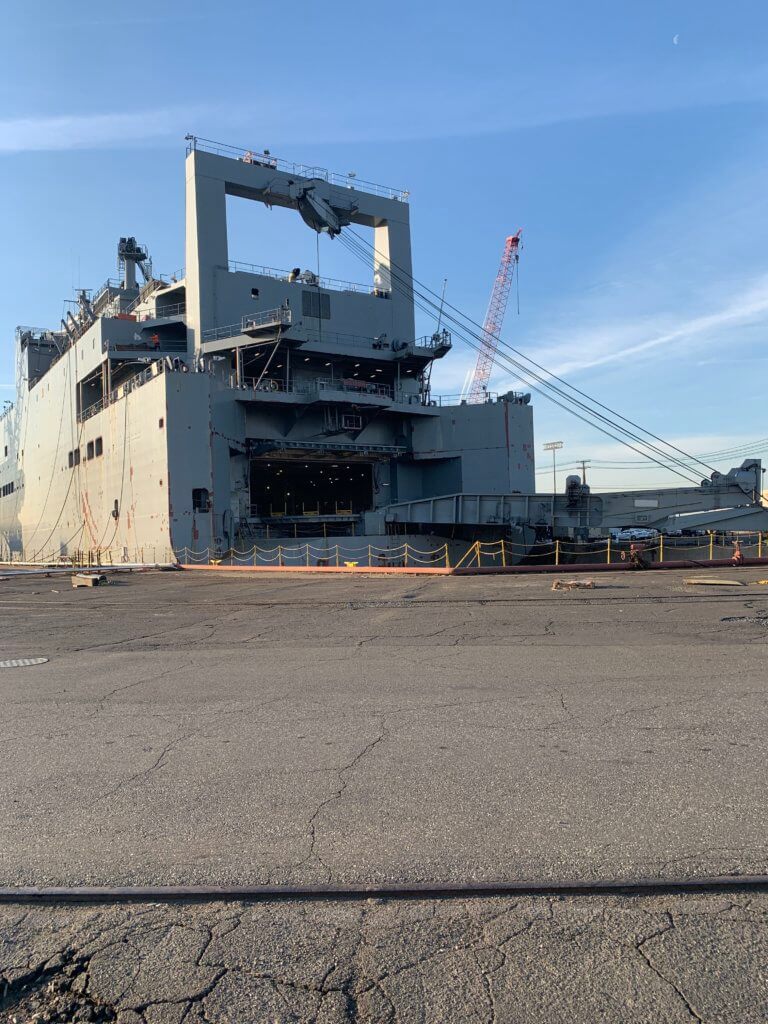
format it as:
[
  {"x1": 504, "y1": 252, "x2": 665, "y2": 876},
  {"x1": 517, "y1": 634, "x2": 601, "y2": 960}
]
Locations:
[{"x1": 466, "y1": 230, "x2": 522, "y2": 403}]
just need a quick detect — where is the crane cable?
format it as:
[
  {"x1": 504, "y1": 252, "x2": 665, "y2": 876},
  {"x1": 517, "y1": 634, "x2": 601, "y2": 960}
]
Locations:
[
  {"x1": 337, "y1": 231, "x2": 702, "y2": 486},
  {"x1": 342, "y1": 225, "x2": 718, "y2": 478},
  {"x1": 338, "y1": 227, "x2": 712, "y2": 482},
  {"x1": 338, "y1": 227, "x2": 719, "y2": 479},
  {"x1": 335, "y1": 231, "x2": 705, "y2": 486}
]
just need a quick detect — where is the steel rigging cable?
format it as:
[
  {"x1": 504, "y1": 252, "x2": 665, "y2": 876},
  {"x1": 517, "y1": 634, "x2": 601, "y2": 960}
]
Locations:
[
  {"x1": 335, "y1": 231, "x2": 704, "y2": 486},
  {"x1": 335, "y1": 231, "x2": 704, "y2": 484},
  {"x1": 340, "y1": 226, "x2": 719, "y2": 478}
]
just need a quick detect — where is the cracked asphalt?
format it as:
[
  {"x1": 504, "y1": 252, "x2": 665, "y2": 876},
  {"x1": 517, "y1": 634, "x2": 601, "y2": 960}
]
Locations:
[{"x1": 2, "y1": 567, "x2": 768, "y2": 1020}]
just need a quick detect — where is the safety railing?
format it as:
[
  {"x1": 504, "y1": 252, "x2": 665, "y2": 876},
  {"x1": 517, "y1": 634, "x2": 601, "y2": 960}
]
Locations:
[
  {"x1": 187, "y1": 136, "x2": 409, "y2": 201},
  {"x1": 176, "y1": 541, "x2": 451, "y2": 569},
  {"x1": 413, "y1": 331, "x2": 452, "y2": 350},
  {"x1": 0, "y1": 547, "x2": 177, "y2": 568},
  {"x1": 175, "y1": 533, "x2": 768, "y2": 572},
  {"x1": 78, "y1": 358, "x2": 197, "y2": 422},
  {"x1": 317, "y1": 378, "x2": 393, "y2": 399},
  {"x1": 201, "y1": 307, "x2": 292, "y2": 343},
  {"x1": 133, "y1": 302, "x2": 187, "y2": 323},
  {"x1": 228, "y1": 260, "x2": 377, "y2": 295}
]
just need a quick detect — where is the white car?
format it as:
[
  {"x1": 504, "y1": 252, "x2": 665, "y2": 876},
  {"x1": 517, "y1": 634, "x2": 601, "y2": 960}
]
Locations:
[{"x1": 612, "y1": 528, "x2": 658, "y2": 542}]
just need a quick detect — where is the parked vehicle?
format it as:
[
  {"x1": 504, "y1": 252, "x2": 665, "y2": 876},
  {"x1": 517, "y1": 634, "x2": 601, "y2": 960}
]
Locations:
[{"x1": 610, "y1": 528, "x2": 659, "y2": 542}]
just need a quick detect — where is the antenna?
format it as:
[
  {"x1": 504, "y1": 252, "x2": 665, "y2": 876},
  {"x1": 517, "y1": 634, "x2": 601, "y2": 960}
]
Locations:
[{"x1": 436, "y1": 278, "x2": 448, "y2": 333}]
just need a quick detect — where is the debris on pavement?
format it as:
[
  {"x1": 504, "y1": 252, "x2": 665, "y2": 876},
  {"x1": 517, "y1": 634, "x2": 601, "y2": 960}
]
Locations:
[
  {"x1": 72, "y1": 573, "x2": 109, "y2": 589},
  {"x1": 551, "y1": 579, "x2": 596, "y2": 591}
]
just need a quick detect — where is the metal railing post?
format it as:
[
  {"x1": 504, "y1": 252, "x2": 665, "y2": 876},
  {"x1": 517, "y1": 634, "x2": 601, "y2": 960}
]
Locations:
[
  {"x1": 659, "y1": 534, "x2": 664, "y2": 563},
  {"x1": 444, "y1": 543, "x2": 450, "y2": 568},
  {"x1": 501, "y1": 540, "x2": 506, "y2": 568},
  {"x1": 709, "y1": 532, "x2": 714, "y2": 560},
  {"x1": 606, "y1": 536, "x2": 611, "y2": 564},
  {"x1": 555, "y1": 539, "x2": 560, "y2": 566}
]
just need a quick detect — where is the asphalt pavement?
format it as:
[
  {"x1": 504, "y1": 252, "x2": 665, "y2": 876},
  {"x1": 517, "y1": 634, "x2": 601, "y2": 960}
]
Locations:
[{"x1": 1, "y1": 566, "x2": 767, "y2": 1020}]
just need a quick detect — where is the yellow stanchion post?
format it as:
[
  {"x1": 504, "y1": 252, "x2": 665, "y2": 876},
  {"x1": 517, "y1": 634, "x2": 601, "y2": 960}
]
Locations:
[
  {"x1": 760, "y1": 532, "x2": 763, "y2": 558},
  {"x1": 606, "y1": 536, "x2": 611, "y2": 564},
  {"x1": 404, "y1": 544, "x2": 409, "y2": 568},
  {"x1": 501, "y1": 540, "x2": 506, "y2": 567},
  {"x1": 555, "y1": 539, "x2": 560, "y2": 566},
  {"x1": 659, "y1": 534, "x2": 664, "y2": 563},
  {"x1": 709, "y1": 532, "x2": 714, "y2": 560},
  {"x1": 444, "y1": 543, "x2": 450, "y2": 568},
  {"x1": 335, "y1": 545, "x2": 340, "y2": 568},
  {"x1": 368, "y1": 544, "x2": 372, "y2": 566},
  {"x1": 306, "y1": 544, "x2": 310, "y2": 566}
]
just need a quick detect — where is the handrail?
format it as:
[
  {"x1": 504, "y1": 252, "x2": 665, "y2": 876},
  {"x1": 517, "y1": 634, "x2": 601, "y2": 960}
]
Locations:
[
  {"x1": 242, "y1": 308, "x2": 292, "y2": 331},
  {"x1": 202, "y1": 307, "x2": 291, "y2": 342},
  {"x1": 133, "y1": 302, "x2": 187, "y2": 323},
  {"x1": 187, "y1": 136, "x2": 409, "y2": 201},
  {"x1": 228, "y1": 260, "x2": 379, "y2": 296}
]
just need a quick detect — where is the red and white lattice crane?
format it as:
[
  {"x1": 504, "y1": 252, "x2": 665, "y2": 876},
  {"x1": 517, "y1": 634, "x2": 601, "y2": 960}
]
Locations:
[{"x1": 465, "y1": 230, "x2": 522, "y2": 403}]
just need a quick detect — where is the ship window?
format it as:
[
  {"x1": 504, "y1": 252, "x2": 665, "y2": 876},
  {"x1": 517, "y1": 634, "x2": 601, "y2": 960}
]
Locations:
[
  {"x1": 251, "y1": 288, "x2": 259, "y2": 298},
  {"x1": 95, "y1": 437, "x2": 103, "y2": 457},
  {"x1": 68, "y1": 451, "x2": 74, "y2": 468},
  {"x1": 73, "y1": 448, "x2": 80, "y2": 466},
  {"x1": 87, "y1": 441, "x2": 94, "y2": 460},
  {"x1": 302, "y1": 291, "x2": 331, "y2": 320},
  {"x1": 159, "y1": 418, "x2": 164, "y2": 429},
  {"x1": 192, "y1": 488, "x2": 210, "y2": 512}
]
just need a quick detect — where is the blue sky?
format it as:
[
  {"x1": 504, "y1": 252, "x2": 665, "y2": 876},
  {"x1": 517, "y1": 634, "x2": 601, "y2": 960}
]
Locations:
[{"x1": 2, "y1": 0, "x2": 768, "y2": 489}]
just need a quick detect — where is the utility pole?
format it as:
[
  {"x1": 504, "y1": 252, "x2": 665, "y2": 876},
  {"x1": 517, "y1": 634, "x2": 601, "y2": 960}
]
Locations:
[
  {"x1": 581, "y1": 459, "x2": 589, "y2": 485},
  {"x1": 543, "y1": 441, "x2": 564, "y2": 535}
]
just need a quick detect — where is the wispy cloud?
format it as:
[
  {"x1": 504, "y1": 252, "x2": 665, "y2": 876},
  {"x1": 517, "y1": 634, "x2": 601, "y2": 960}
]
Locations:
[
  {"x1": 0, "y1": 110, "x2": 194, "y2": 154},
  {"x1": 5, "y1": 56, "x2": 768, "y2": 156},
  {"x1": 526, "y1": 273, "x2": 768, "y2": 379},
  {"x1": 432, "y1": 272, "x2": 768, "y2": 399}
]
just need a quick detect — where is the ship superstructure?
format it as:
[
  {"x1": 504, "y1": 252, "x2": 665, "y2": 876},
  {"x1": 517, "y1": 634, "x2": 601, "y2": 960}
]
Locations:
[
  {"x1": 1, "y1": 137, "x2": 765, "y2": 564},
  {"x1": 0, "y1": 139, "x2": 535, "y2": 562}
]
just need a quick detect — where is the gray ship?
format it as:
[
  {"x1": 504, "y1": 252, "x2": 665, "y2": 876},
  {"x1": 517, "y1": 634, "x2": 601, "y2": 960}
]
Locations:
[{"x1": 1, "y1": 137, "x2": 765, "y2": 565}]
